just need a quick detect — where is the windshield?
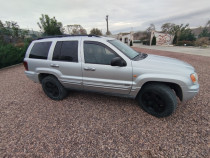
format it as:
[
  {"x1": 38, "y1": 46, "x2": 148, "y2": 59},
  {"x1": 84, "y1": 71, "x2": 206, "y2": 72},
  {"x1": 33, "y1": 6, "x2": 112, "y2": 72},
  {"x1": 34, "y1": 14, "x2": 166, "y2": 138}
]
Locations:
[{"x1": 108, "y1": 40, "x2": 139, "y2": 59}]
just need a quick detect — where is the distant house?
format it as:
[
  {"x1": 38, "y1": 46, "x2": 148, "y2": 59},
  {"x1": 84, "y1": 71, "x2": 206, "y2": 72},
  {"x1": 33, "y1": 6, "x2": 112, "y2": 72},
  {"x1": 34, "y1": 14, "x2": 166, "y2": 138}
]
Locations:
[
  {"x1": 109, "y1": 32, "x2": 134, "y2": 46},
  {"x1": 150, "y1": 31, "x2": 174, "y2": 46},
  {"x1": 117, "y1": 32, "x2": 134, "y2": 46}
]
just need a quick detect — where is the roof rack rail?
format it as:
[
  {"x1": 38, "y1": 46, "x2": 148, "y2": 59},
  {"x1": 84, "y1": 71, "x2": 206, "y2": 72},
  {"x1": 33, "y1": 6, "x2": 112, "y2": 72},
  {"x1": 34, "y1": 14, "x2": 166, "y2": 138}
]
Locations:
[{"x1": 37, "y1": 34, "x2": 101, "y2": 40}]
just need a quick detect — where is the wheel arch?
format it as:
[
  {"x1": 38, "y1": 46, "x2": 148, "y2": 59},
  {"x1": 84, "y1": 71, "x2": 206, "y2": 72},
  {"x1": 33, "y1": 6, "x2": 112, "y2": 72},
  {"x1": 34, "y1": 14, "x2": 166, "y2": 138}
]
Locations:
[
  {"x1": 38, "y1": 73, "x2": 58, "y2": 83},
  {"x1": 135, "y1": 81, "x2": 183, "y2": 101}
]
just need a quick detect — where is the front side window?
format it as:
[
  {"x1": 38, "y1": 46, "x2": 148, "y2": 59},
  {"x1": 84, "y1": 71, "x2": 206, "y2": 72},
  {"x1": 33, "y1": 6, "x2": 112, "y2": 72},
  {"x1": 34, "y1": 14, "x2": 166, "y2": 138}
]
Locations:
[
  {"x1": 53, "y1": 41, "x2": 78, "y2": 62},
  {"x1": 84, "y1": 42, "x2": 118, "y2": 65},
  {"x1": 29, "y1": 42, "x2": 52, "y2": 59}
]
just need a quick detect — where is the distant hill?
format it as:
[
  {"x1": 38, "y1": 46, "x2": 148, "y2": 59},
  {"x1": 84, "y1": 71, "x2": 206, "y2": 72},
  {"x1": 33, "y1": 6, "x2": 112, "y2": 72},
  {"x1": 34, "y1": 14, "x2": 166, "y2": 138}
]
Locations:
[{"x1": 191, "y1": 27, "x2": 210, "y2": 37}]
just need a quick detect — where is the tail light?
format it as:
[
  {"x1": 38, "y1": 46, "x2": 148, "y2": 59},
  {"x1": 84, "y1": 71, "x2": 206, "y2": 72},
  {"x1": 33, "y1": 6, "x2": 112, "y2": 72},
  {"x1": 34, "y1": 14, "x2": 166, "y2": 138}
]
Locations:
[{"x1": 23, "y1": 61, "x2": 28, "y2": 71}]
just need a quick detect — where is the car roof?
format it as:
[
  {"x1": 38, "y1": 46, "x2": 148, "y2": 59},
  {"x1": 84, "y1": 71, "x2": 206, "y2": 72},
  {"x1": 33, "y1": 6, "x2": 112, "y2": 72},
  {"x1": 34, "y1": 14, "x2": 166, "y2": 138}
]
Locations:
[{"x1": 34, "y1": 35, "x2": 115, "y2": 42}]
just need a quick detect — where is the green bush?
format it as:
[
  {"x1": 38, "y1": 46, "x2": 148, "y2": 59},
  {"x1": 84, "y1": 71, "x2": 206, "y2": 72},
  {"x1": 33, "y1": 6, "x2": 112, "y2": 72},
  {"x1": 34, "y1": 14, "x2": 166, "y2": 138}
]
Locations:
[{"x1": 0, "y1": 41, "x2": 30, "y2": 69}]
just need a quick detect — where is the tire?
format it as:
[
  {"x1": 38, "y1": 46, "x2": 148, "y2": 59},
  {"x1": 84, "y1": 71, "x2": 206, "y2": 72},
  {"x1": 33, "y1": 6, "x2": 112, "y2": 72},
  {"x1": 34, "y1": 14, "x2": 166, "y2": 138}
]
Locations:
[
  {"x1": 137, "y1": 83, "x2": 177, "y2": 118},
  {"x1": 41, "y1": 75, "x2": 68, "y2": 100}
]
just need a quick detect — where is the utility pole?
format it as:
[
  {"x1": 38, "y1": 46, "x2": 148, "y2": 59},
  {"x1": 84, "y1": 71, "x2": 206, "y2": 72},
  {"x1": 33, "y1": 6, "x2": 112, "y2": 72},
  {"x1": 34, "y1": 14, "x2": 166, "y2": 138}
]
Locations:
[{"x1": 106, "y1": 15, "x2": 109, "y2": 35}]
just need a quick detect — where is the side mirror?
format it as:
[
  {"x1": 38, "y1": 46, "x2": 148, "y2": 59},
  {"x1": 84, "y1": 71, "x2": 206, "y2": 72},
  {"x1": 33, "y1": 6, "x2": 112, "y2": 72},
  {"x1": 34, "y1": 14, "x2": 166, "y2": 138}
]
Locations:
[{"x1": 111, "y1": 57, "x2": 126, "y2": 67}]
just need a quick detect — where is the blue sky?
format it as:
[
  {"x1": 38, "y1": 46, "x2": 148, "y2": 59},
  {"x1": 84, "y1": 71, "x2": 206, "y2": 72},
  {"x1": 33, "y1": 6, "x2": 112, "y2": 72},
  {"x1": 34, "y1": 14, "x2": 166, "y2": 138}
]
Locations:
[{"x1": 0, "y1": 0, "x2": 209, "y2": 34}]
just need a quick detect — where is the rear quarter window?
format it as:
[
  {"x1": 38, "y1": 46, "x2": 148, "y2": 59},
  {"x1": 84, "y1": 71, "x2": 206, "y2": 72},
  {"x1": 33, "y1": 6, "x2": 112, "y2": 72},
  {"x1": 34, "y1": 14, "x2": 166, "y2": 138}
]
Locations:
[{"x1": 29, "y1": 42, "x2": 52, "y2": 59}]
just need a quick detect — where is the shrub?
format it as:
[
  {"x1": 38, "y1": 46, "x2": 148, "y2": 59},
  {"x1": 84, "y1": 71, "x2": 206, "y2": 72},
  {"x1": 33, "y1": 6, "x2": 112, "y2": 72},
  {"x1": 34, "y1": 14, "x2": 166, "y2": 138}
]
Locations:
[
  {"x1": 0, "y1": 40, "x2": 30, "y2": 68},
  {"x1": 195, "y1": 37, "x2": 210, "y2": 47},
  {"x1": 176, "y1": 41, "x2": 195, "y2": 46}
]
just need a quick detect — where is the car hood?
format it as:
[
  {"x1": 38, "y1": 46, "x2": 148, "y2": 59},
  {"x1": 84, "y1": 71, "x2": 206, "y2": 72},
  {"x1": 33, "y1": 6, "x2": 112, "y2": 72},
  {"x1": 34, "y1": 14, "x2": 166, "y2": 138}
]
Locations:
[{"x1": 132, "y1": 54, "x2": 194, "y2": 74}]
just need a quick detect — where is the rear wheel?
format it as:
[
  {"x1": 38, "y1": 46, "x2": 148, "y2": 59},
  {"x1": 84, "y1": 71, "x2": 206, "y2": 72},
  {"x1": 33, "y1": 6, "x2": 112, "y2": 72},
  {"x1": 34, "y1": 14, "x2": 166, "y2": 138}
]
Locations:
[
  {"x1": 137, "y1": 83, "x2": 177, "y2": 117},
  {"x1": 41, "y1": 75, "x2": 68, "y2": 100}
]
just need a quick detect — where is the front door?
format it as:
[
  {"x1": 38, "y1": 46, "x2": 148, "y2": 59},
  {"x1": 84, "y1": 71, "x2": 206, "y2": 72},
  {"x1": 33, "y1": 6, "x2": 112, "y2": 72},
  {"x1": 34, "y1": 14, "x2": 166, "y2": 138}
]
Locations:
[{"x1": 81, "y1": 41, "x2": 132, "y2": 95}]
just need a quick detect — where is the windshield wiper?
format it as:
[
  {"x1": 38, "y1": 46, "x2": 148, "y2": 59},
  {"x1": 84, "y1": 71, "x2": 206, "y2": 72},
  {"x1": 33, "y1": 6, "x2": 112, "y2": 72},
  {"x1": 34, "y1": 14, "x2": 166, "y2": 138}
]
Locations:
[
  {"x1": 132, "y1": 52, "x2": 148, "y2": 60},
  {"x1": 132, "y1": 53, "x2": 141, "y2": 60}
]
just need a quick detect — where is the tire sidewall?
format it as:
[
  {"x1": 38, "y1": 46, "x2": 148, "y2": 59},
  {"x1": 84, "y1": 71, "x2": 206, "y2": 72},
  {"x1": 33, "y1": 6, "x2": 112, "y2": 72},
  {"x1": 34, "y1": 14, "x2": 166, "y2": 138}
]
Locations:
[
  {"x1": 138, "y1": 84, "x2": 177, "y2": 117},
  {"x1": 42, "y1": 76, "x2": 66, "y2": 100}
]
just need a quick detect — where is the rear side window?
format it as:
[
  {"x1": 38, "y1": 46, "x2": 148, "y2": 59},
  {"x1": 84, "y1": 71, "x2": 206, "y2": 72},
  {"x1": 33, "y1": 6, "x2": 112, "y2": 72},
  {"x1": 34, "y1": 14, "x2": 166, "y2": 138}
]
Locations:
[
  {"x1": 53, "y1": 41, "x2": 78, "y2": 62},
  {"x1": 29, "y1": 42, "x2": 52, "y2": 59}
]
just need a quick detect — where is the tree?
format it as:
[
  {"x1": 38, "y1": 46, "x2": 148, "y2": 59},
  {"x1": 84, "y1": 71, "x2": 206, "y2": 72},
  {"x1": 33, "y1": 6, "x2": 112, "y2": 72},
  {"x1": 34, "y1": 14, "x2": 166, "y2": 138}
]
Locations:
[
  {"x1": 179, "y1": 28, "x2": 195, "y2": 41},
  {"x1": 2, "y1": 21, "x2": 20, "y2": 37},
  {"x1": 90, "y1": 28, "x2": 102, "y2": 35},
  {"x1": 198, "y1": 20, "x2": 210, "y2": 38},
  {"x1": 80, "y1": 28, "x2": 87, "y2": 35},
  {"x1": 174, "y1": 24, "x2": 196, "y2": 44},
  {"x1": 199, "y1": 27, "x2": 209, "y2": 38},
  {"x1": 0, "y1": 20, "x2": 8, "y2": 38},
  {"x1": 65, "y1": 24, "x2": 87, "y2": 35},
  {"x1": 161, "y1": 23, "x2": 189, "y2": 34},
  {"x1": 37, "y1": 14, "x2": 63, "y2": 35},
  {"x1": 147, "y1": 24, "x2": 155, "y2": 33},
  {"x1": 161, "y1": 23, "x2": 175, "y2": 33},
  {"x1": 161, "y1": 23, "x2": 195, "y2": 44}
]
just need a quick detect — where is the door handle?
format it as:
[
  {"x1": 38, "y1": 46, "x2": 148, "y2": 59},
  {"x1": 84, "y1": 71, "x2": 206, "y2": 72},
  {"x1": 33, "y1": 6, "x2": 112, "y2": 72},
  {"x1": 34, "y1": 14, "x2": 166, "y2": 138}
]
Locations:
[
  {"x1": 84, "y1": 67, "x2": 96, "y2": 71},
  {"x1": 50, "y1": 64, "x2": 59, "y2": 68}
]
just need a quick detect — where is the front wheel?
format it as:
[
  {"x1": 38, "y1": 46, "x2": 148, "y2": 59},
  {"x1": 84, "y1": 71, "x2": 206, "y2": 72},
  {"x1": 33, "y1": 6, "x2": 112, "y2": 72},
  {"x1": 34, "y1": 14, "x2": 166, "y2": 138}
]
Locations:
[
  {"x1": 41, "y1": 75, "x2": 68, "y2": 100},
  {"x1": 137, "y1": 83, "x2": 177, "y2": 118}
]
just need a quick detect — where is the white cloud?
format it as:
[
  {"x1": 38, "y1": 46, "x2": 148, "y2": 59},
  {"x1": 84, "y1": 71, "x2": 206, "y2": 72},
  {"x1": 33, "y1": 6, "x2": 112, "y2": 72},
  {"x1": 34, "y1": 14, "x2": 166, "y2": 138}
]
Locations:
[{"x1": 0, "y1": 0, "x2": 209, "y2": 34}]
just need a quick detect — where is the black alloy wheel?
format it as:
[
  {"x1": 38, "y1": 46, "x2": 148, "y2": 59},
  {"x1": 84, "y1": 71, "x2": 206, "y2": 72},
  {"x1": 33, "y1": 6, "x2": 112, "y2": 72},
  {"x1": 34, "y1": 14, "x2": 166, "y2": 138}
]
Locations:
[
  {"x1": 42, "y1": 75, "x2": 68, "y2": 100},
  {"x1": 137, "y1": 83, "x2": 177, "y2": 118},
  {"x1": 142, "y1": 91, "x2": 166, "y2": 113},
  {"x1": 45, "y1": 81, "x2": 59, "y2": 98}
]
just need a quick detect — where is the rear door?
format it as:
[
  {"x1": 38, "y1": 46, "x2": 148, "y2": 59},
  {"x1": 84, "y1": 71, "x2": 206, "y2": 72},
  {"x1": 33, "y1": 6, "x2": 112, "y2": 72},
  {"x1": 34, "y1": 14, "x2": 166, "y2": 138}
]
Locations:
[
  {"x1": 49, "y1": 39, "x2": 83, "y2": 89},
  {"x1": 81, "y1": 40, "x2": 133, "y2": 95}
]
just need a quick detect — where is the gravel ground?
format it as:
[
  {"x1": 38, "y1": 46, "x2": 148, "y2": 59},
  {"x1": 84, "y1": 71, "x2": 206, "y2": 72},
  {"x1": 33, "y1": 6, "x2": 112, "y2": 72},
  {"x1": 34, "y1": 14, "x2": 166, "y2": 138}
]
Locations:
[{"x1": 0, "y1": 48, "x2": 209, "y2": 157}]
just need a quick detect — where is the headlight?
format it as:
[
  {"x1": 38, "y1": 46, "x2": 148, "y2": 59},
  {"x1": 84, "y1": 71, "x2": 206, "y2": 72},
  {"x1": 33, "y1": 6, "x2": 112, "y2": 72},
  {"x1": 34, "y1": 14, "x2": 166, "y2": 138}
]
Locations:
[{"x1": 190, "y1": 73, "x2": 198, "y2": 84}]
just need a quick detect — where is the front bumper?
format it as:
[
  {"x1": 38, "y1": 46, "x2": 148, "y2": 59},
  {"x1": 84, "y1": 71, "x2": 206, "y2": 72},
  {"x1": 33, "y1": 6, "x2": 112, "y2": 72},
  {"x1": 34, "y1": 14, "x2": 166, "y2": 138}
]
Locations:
[{"x1": 182, "y1": 83, "x2": 199, "y2": 101}]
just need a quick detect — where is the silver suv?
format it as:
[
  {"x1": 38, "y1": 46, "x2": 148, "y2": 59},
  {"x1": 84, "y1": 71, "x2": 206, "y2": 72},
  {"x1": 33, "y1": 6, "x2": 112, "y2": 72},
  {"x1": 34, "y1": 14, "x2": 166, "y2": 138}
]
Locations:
[{"x1": 24, "y1": 35, "x2": 199, "y2": 117}]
